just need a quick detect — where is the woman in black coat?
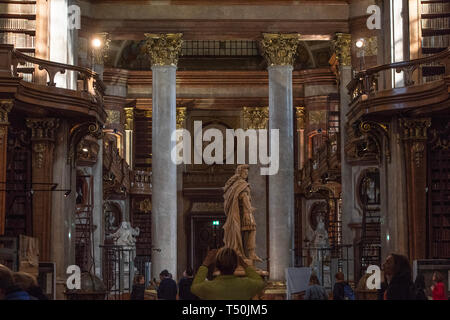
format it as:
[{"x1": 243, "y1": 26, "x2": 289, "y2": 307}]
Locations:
[{"x1": 382, "y1": 254, "x2": 415, "y2": 300}]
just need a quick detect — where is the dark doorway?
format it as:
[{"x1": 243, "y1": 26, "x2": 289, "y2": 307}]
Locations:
[{"x1": 191, "y1": 215, "x2": 226, "y2": 272}]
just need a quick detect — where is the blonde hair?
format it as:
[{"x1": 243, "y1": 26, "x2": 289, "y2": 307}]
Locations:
[{"x1": 13, "y1": 272, "x2": 38, "y2": 290}]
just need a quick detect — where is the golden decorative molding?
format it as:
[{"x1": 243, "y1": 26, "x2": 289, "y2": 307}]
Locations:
[
  {"x1": 243, "y1": 107, "x2": 268, "y2": 130},
  {"x1": 360, "y1": 36, "x2": 378, "y2": 57},
  {"x1": 295, "y1": 107, "x2": 305, "y2": 130},
  {"x1": 144, "y1": 110, "x2": 153, "y2": 118},
  {"x1": 260, "y1": 33, "x2": 301, "y2": 66},
  {"x1": 124, "y1": 107, "x2": 135, "y2": 131},
  {"x1": 106, "y1": 110, "x2": 121, "y2": 125},
  {"x1": 26, "y1": 118, "x2": 60, "y2": 141},
  {"x1": 92, "y1": 32, "x2": 111, "y2": 65},
  {"x1": 176, "y1": 107, "x2": 187, "y2": 129},
  {"x1": 333, "y1": 33, "x2": 351, "y2": 67},
  {"x1": 0, "y1": 100, "x2": 13, "y2": 125},
  {"x1": 138, "y1": 198, "x2": 152, "y2": 213},
  {"x1": 309, "y1": 110, "x2": 326, "y2": 126},
  {"x1": 145, "y1": 33, "x2": 183, "y2": 67}
]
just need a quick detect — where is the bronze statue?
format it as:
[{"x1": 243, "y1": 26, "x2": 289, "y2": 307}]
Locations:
[{"x1": 223, "y1": 165, "x2": 262, "y2": 265}]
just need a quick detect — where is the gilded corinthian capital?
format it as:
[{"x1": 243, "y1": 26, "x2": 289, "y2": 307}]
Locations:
[
  {"x1": 243, "y1": 107, "x2": 268, "y2": 130},
  {"x1": 145, "y1": 33, "x2": 183, "y2": 67},
  {"x1": 333, "y1": 33, "x2": 351, "y2": 67},
  {"x1": 295, "y1": 106, "x2": 306, "y2": 130},
  {"x1": 124, "y1": 107, "x2": 135, "y2": 131},
  {"x1": 176, "y1": 107, "x2": 187, "y2": 129},
  {"x1": 260, "y1": 33, "x2": 301, "y2": 66}
]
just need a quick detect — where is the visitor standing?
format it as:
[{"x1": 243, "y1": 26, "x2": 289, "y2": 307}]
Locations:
[
  {"x1": 178, "y1": 267, "x2": 198, "y2": 300},
  {"x1": 157, "y1": 269, "x2": 177, "y2": 300},
  {"x1": 382, "y1": 253, "x2": 415, "y2": 300},
  {"x1": 191, "y1": 247, "x2": 265, "y2": 300},
  {"x1": 431, "y1": 271, "x2": 447, "y2": 300},
  {"x1": 304, "y1": 274, "x2": 328, "y2": 300}
]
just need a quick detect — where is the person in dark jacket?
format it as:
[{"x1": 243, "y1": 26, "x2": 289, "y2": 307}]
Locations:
[
  {"x1": 333, "y1": 271, "x2": 352, "y2": 300},
  {"x1": 178, "y1": 267, "x2": 198, "y2": 300},
  {"x1": 130, "y1": 274, "x2": 146, "y2": 300},
  {"x1": 304, "y1": 274, "x2": 328, "y2": 300},
  {"x1": 382, "y1": 253, "x2": 415, "y2": 300},
  {"x1": 157, "y1": 269, "x2": 177, "y2": 300},
  {"x1": 0, "y1": 265, "x2": 31, "y2": 300},
  {"x1": 414, "y1": 274, "x2": 428, "y2": 300},
  {"x1": 13, "y1": 271, "x2": 48, "y2": 300}
]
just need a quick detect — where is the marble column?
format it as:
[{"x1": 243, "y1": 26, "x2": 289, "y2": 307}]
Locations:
[
  {"x1": 51, "y1": 120, "x2": 76, "y2": 299},
  {"x1": 26, "y1": 118, "x2": 60, "y2": 261},
  {"x1": 0, "y1": 100, "x2": 13, "y2": 235},
  {"x1": 243, "y1": 107, "x2": 269, "y2": 271},
  {"x1": 92, "y1": 139, "x2": 104, "y2": 278},
  {"x1": 332, "y1": 33, "x2": 354, "y2": 280},
  {"x1": 260, "y1": 33, "x2": 300, "y2": 280},
  {"x1": 124, "y1": 107, "x2": 134, "y2": 168},
  {"x1": 145, "y1": 33, "x2": 182, "y2": 280}
]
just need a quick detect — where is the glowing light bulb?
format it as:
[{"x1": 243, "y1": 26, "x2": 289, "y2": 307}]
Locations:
[
  {"x1": 92, "y1": 38, "x2": 102, "y2": 48},
  {"x1": 356, "y1": 39, "x2": 365, "y2": 49}
]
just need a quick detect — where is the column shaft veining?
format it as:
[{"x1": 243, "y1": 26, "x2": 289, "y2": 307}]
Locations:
[
  {"x1": 145, "y1": 33, "x2": 183, "y2": 280},
  {"x1": 260, "y1": 33, "x2": 300, "y2": 281}
]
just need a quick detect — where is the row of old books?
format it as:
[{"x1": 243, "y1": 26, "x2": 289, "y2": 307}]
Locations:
[
  {"x1": 421, "y1": 2, "x2": 450, "y2": 14},
  {"x1": 422, "y1": 34, "x2": 450, "y2": 48},
  {"x1": 0, "y1": 2, "x2": 36, "y2": 15},
  {"x1": 422, "y1": 17, "x2": 450, "y2": 30},
  {"x1": 0, "y1": 32, "x2": 34, "y2": 48},
  {"x1": 0, "y1": 18, "x2": 36, "y2": 31}
]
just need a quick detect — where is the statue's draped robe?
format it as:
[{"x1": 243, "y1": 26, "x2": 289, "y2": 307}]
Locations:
[{"x1": 223, "y1": 176, "x2": 248, "y2": 258}]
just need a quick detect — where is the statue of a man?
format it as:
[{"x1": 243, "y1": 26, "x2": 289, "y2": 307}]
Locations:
[
  {"x1": 223, "y1": 165, "x2": 262, "y2": 264},
  {"x1": 111, "y1": 221, "x2": 140, "y2": 247}
]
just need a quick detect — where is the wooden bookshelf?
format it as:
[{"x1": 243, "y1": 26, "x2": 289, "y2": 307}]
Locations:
[
  {"x1": 421, "y1": 0, "x2": 450, "y2": 82},
  {"x1": 0, "y1": 0, "x2": 36, "y2": 79}
]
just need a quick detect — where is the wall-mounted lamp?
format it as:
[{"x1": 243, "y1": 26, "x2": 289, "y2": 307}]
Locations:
[
  {"x1": 91, "y1": 37, "x2": 103, "y2": 49},
  {"x1": 355, "y1": 38, "x2": 366, "y2": 71},
  {"x1": 356, "y1": 38, "x2": 365, "y2": 49}
]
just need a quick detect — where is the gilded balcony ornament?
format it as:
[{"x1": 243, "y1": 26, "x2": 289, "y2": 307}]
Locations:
[
  {"x1": 176, "y1": 107, "x2": 187, "y2": 129},
  {"x1": 333, "y1": 33, "x2": 351, "y2": 67},
  {"x1": 243, "y1": 107, "x2": 268, "y2": 130},
  {"x1": 124, "y1": 107, "x2": 135, "y2": 131},
  {"x1": 295, "y1": 107, "x2": 306, "y2": 130},
  {"x1": 0, "y1": 100, "x2": 13, "y2": 125},
  {"x1": 260, "y1": 33, "x2": 301, "y2": 66},
  {"x1": 92, "y1": 32, "x2": 111, "y2": 65},
  {"x1": 145, "y1": 33, "x2": 183, "y2": 67}
]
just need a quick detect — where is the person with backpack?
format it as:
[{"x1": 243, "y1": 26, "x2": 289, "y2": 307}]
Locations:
[
  {"x1": 304, "y1": 274, "x2": 328, "y2": 300},
  {"x1": 333, "y1": 271, "x2": 355, "y2": 300}
]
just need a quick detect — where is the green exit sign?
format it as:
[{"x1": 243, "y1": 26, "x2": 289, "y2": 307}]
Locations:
[{"x1": 212, "y1": 220, "x2": 220, "y2": 226}]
